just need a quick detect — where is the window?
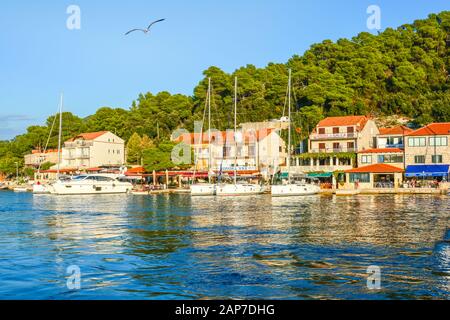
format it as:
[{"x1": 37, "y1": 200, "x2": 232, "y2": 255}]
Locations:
[
  {"x1": 347, "y1": 127, "x2": 354, "y2": 133},
  {"x1": 249, "y1": 146, "x2": 256, "y2": 157},
  {"x1": 319, "y1": 128, "x2": 325, "y2": 135},
  {"x1": 279, "y1": 146, "x2": 283, "y2": 153},
  {"x1": 319, "y1": 143, "x2": 326, "y2": 151},
  {"x1": 347, "y1": 142, "x2": 355, "y2": 150},
  {"x1": 333, "y1": 143, "x2": 340, "y2": 150},
  {"x1": 300, "y1": 158, "x2": 310, "y2": 166},
  {"x1": 414, "y1": 155, "x2": 426, "y2": 164},
  {"x1": 349, "y1": 173, "x2": 370, "y2": 183},
  {"x1": 429, "y1": 137, "x2": 448, "y2": 147},
  {"x1": 378, "y1": 154, "x2": 404, "y2": 163},
  {"x1": 432, "y1": 155, "x2": 443, "y2": 164},
  {"x1": 408, "y1": 137, "x2": 426, "y2": 147},
  {"x1": 333, "y1": 127, "x2": 339, "y2": 134},
  {"x1": 223, "y1": 146, "x2": 231, "y2": 157},
  {"x1": 361, "y1": 155, "x2": 372, "y2": 164}
]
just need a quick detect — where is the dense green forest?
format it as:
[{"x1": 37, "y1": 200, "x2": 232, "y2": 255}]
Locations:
[{"x1": 1, "y1": 11, "x2": 449, "y2": 175}]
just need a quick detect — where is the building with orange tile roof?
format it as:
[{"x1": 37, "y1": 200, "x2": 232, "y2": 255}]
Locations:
[
  {"x1": 357, "y1": 148, "x2": 405, "y2": 169},
  {"x1": 288, "y1": 115, "x2": 379, "y2": 175},
  {"x1": 61, "y1": 131, "x2": 125, "y2": 169},
  {"x1": 404, "y1": 123, "x2": 450, "y2": 169},
  {"x1": 377, "y1": 125, "x2": 413, "y2": 149},
  {"x1": 343, "y1": 164, "x2": 404, "y2": 189},
  {"x1": 24, "y1": 149, "x2": 61, "y2": 168},
  {"x1": 172, "y1": 128, "x2": 286, "y2": 177}
]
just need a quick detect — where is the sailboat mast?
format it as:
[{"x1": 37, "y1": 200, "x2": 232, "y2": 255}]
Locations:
[
  {"x1": 287, "y1": 69, "x2": 292, "y2": 184},
  {"x1": 56, "y1": 93, "x2": 63, "y2": 177},
  {"x1": 234, "y1": 76, "x2": 238, "y2": 186},
  {"x1": 208, "y1": 77, "x2": 212, "y2": 184}
]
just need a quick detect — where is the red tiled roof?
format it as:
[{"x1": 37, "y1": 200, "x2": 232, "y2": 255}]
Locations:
[
  {"x1": 67, "y1": 131, "x2": 109, "y2": 142},
  {"x1": 345, "y1": 164, "x2": 404, "y2": 173},
  {"x1": 174, "y1": 129, "x2": 276, "y2": 145},
  {"x1": 127, "y1": 166, "x2": 146, "y2": 174},
  {"x1": 379, "y1": 126, "x2": 413, "y2": 135},
  {"x1": 316, "y1": 116, "x2": 370, "y2": 130},
  {"x1": 359, "y1": 148, "x2": 403, "y2": 154},
  {"x1": 31, "y1": 149, "x2": 60, "y2": 154},
  {"x1": 406, "y1": 123, "x2": 450, "y2": 136}
]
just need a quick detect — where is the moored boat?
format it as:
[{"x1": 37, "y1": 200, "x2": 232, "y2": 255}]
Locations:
[
  {"x1": 271, "y1": 183, "x2": 320, "y2": 197},
  {"x1": 190, "y1": 78, "x2": 217, "y2": 196},
  {"x1": 13, "y1": 186, "x2": 29, "y2": 193},
  {"x1": 271, "y1": 69, "x2": 320, "y2": 197},
  {"x1": 216, "y1": 183, "x2": 265, "y2": 196},
  {"x1": 32, "y1": 183, "x2": 51, "y2": 194},
  {"x1": 215, "y1": 77, "x2": 264, "y2": 197},
  {"x1": 49, "y1": 174, "x2": 133, "y2": 195},
  {"x1": 191, "y1": 183, "x2": 216, "y2": 196}
]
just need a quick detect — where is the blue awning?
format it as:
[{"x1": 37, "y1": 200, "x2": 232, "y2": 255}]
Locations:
[{"x1": 405, "y1": 165, "x2": 450, "y2": 177}]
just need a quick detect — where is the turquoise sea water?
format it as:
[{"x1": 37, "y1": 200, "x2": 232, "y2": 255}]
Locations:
[{"x1": 0, "y1": 191, "x2": 448, "y2": 300}]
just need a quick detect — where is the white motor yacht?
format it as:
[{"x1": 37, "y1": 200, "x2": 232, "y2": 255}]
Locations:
[{"x1": 50, "y1": 174, "x2": 133, "y2": 195}]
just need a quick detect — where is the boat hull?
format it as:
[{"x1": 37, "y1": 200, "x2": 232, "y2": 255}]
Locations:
[
  {"x1": 216, "y1": 184, "x2": 265, "y2": 196},
  {"x1": 271, "y1": 184, "x2": 320, "y2": 197},
  {"x1": 32, "y1": 184, "x2": 51, "y2": 194},
  {"x1": 190, "y1": 184, "x2": 216, "y2": 196},
  {"x1": 50, "y1": 181, "x2": 133, "y2": 195}
]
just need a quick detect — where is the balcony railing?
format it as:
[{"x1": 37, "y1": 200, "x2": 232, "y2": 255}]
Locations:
[
  {"x1": 64, "y1": 141, "x2": 93, "y2": 148},
  {"x1": 310, "y1": 132, "x2": 358, "y2": 140},
  {"x1": 309, "y1": 148, "x2": 357, "y2": 154},
  {"x1": 64, "y1": 154, "x2": 90, "y2": 160},
  {"x1": 385, "y1": 143, "x2": 404, "y2": 149}
]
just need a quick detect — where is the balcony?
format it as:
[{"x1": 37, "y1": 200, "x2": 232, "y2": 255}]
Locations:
[
  {"x1": 386, "y1": 143, "x2": 404, "y2": 149},
  {"x1": 64, "y1": 153, "x2": 90, "y2": 160},
  {"x1": 310, "y1": 132, "x2": 358, "y2": 140},
  {"x1": 64, "y1": 141, "x2": 93, "y2": 148},
  {"x1": 309, "y1": 147, "x2": 357, "y2": 154}
]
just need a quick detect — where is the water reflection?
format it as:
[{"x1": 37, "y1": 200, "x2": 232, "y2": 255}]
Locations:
[{"x1": 0, "y1": 192, "x2": 447, "y2": 299}]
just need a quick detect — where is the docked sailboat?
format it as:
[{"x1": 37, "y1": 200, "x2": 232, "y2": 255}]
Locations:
[
  {"x1": 33, "y1": 94, "x2": 65, "y2": 194},
  {"x1": 191, "y1": 78, "x2": 216, "y2": 196},
  {"x1": 271, "y1": 69, "x2": 320, "y2": 197},
  {"x1": 216, "y1": 77, "x2": 265, "y2": 196}
]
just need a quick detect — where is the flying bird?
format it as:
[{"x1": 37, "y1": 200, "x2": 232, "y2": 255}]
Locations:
[{"x1": 125, "y1": 19, "x2": 166, "y2": 36}]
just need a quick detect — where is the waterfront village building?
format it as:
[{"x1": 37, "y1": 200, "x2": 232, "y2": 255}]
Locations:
[
  {"x1": 24, "y1": 149, "x2": 60, "y2": 168},
  {"x1": 289, "y1": 116, "x2": 379, "y2": 175},
  {"x1": 377, "y1": 125, "x2": 413, "y2": 149},
  {"x1": 404, "y1": 123, "x2": 450, "y2": 180},
  {"x1": 240, "y1": 118, "x2": 289, "y2": 132},
  {"x1": 174, "y1": 128, "x2": 287, "y2": 178},
  {"x1": 343, "y1": 164, "x2": 405, "y2": 190},
  {"x1": 356, "y1": 125, "x2": 414, "y2": 170},
  {"x1": 61, "y1": 131, "x2": 125, "y2": 170}
]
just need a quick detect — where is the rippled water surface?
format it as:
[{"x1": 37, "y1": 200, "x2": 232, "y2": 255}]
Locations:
[{"x1": 0, "y1": 191, "x2": 448, "y2": 300}]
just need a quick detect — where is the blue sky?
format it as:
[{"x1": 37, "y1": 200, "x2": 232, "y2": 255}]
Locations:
[{"x1": 0, "y1": 0, "x2": 448, "y2": 140}]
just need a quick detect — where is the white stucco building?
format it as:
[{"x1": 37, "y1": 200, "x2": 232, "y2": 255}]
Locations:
[
  {"x1": 174, "y1": 128, "x2": 287, "y2": 177},
  {"x1": 61, "y1": 131, "x2": 125, "y2": 169}
]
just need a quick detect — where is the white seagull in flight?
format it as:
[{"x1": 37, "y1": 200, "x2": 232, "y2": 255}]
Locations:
[{"x1": 125, "y1": 19, "x2": 166, "y2": 36}]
